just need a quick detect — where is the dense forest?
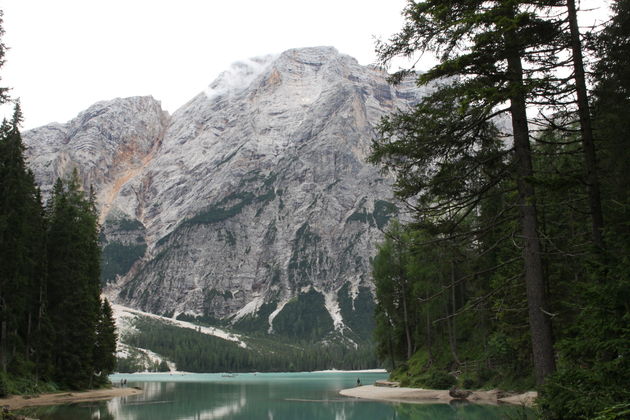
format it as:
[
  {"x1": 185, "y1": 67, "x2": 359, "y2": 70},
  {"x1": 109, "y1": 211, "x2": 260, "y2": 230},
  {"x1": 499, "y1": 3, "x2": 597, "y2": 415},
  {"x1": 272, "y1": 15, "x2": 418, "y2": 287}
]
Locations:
[
  {"x1": 369, "y1": 0, "x2": 629, "y2": 419},
  {"x1": 117, "y1": 316, "x2": 376, "y2": 374},
  {"x1": 0, "y1": 15, "x2": 116, "y2": 394}
]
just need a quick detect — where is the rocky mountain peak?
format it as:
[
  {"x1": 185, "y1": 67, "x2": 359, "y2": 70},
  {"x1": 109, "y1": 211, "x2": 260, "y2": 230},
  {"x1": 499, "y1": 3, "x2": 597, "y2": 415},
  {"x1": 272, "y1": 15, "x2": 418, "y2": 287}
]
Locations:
[
  {"x1": 24, "y1": 96, "x2": 168, "y2": 206},
  {"x1": 23, "y1": 47, "x2": 425, "y2": 342}
]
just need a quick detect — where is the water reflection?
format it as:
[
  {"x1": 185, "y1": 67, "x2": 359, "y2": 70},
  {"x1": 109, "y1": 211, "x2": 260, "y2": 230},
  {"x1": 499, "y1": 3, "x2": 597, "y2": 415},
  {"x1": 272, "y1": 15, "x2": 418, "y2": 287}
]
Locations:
[
  {"x1": 178, "y1": 393, "x2": 246, "y2": 420},
  {"x1": 392, "y1": 399, "x2": 535, "y2": 420},
  {"x1": 17, "y1": 373, "x2": 534, "y2": 420}
]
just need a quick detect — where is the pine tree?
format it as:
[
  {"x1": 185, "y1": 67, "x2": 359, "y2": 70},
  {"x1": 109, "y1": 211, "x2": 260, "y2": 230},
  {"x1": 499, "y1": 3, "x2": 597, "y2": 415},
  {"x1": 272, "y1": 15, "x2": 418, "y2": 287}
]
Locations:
[
  {"x1": 46, "y1": 171, "x2": 103, "y2": 389},
  {"x1": 372, "y1": 0, "x2": 564, "y2": 384},
  {"x1": 536, "y1": 1, "x2": 630, "y2": 417},
  {"x1": 371, "y1": 0, "x2": 627, "y2": 414},
  {"x1": 93, "y1": 298, "x2": 117, "y2": 384},
  {"x1": 0, "y1": 12, "x2": 9, "y2": 104},
  {"x1": 0, "y1": 104, "x2": 47, "y2": 376},
  {"x1": 565, "y1": 0, "x2": 605, "y2": 249},
  {"x1": 0, "y1": 10, "x2": 114, "y2": 392}
]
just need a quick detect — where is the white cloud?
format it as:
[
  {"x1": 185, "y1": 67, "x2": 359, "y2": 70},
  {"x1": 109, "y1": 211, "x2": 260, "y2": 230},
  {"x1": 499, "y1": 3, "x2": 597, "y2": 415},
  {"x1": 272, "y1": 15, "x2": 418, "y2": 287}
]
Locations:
[
  {"x1": 0, "y1": 0, "x2": 610, "y2": 129},
  {"x1": 204, "y1": 55, "x2": 276, "y2": 100},
  {"x1": 0, "y1": 0, "x2": 409, "y2": 129}
]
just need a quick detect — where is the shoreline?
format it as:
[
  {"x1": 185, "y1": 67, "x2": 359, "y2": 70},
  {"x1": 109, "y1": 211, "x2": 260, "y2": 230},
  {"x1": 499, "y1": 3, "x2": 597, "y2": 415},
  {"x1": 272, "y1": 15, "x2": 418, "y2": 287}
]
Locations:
[
  {"x1": 0, "y1": 387, "x2": 143, "y2": 410},
  {"x1": 312, "y1": 369, "x2": 387, "y2": 374},
  {"x1": 339, "y1": 384, "x2": 537, "y2": 407},
  {"x1": 110, "y1": 369, "x2": 387, "y2": 376}
]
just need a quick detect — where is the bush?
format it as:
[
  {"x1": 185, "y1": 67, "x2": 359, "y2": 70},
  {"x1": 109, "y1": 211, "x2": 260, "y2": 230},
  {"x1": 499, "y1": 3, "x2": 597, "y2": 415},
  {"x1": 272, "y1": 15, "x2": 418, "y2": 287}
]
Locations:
[
  {"x1": 476, "y1": 366, "x2": 495, "y2": 384},
  {"x1": 539, "y1": 368, "x2": 630, "y2": 420},
  {"x1": 461, "y1": 377, "x2": 475, "y2": 389},
  {"x1": 425, "y1": 370, "x2": 457, "y2": 389},
  {"x1": 593, "y1": 402, "x2": 630, "y2": 420}
]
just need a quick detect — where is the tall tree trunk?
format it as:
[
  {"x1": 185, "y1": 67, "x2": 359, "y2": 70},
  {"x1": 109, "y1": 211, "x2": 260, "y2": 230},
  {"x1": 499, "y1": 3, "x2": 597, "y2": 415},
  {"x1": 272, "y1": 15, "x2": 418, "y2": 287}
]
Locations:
[
  {"x1": 425, "y1": 291, "x2": 433, "y2": 363},
  {"x1": 396, "y1": 240, "x2": 414, "y2": 360},
  {"x1": 505, "y1": 22, "x2": 556, "y2": 385},
  {"x1": 1, "y1": 318, "x2": 6, "y2": 373},
  {"x1": 448, "y1": 261, "x2": 460, "y2": 364},
  {"x1": 26, "y1": 312, "x2": 32, "y2": 362},
  {"x1": 387, "y1": 326, "x2": 397, "y2": 371},
  {"x1": 400, "y1": 282, "x2": 413, "y2": 360},
  {"x1": 567, "y1": 0, "x2": 605, "y2": 250}
]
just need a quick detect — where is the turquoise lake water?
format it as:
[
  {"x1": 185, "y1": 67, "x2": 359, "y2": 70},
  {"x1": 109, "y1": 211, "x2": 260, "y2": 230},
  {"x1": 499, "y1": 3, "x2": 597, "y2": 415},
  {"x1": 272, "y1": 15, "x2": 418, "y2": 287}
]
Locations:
[{"x1": 17, "y1": 372, "x2": 534, "y2": 419}]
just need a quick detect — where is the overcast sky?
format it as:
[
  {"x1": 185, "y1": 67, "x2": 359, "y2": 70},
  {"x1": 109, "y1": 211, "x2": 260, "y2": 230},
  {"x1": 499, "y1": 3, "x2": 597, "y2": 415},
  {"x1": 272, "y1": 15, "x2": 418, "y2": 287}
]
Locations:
[
  {"x1": 0, "y1": 0, "x2": 611, "y2": 130},
  {"x1": 0, "y1": 0, "x2": 413, "y2": 129}
]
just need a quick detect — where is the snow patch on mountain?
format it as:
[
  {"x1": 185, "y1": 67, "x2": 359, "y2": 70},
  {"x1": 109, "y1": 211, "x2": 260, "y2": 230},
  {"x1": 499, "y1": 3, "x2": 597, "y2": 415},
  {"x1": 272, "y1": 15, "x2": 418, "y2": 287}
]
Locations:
[
  {"x1": 324, "y1": 291, "x2": 344, "y2": 331},
  {"x1": 232, "y1": 296, "x2": 265, "y2": 322},
  {"x1": 116, "y1": 343, "x2": 177, "y2": 372},
  {"x1": 112, "y1": 303, "x2": 247, "y2": 348}
]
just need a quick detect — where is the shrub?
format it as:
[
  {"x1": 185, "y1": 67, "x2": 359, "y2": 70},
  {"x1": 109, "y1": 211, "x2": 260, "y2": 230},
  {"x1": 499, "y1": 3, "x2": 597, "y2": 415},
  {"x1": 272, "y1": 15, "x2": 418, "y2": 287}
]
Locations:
[
  {"x1": 476, "y1": 366, "x2": 495, "y2": 384},
  {"x1": 425, "y1": 370, "x2": 457, "y2": 389},
  {"x1": 461, "y1": 377, "x2": 475, "y2": 389}
]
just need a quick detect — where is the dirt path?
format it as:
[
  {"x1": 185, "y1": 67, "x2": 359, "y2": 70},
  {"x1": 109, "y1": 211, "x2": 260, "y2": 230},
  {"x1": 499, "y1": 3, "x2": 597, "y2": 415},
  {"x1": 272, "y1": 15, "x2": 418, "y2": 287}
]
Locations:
[{"x1": 0, "y1": 387, "x2": 143, "y2": 410}]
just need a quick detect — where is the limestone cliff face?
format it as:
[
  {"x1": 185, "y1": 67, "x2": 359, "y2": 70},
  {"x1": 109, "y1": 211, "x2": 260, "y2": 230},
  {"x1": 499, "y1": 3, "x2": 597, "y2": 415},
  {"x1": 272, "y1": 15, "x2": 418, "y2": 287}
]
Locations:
[
  {"x1": 24, "y1": 47, "x2": 425, "y2": 340},
  {"x1": 24, "y1": 96, "x2": 169, "y2": 222}
]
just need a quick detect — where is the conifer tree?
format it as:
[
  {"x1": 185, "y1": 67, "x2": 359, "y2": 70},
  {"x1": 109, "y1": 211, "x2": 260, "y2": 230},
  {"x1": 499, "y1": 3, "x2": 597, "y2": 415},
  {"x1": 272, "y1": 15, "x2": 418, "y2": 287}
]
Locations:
[
  {"x1": 565, "y1": 0, "x2": 605, "y2": 249},
  {"x1": 0, "y1": 105, "x2": 47, "y2": 376},
  {"x1": 373, "y1": 0, "x2": 560, "y2": 384},
  {"x1": 0, "y1": 9, "x2": 116, "y2": 391},
  {"x1": 46, "y1": 171, "x2": 103, "y2": 389},
  {"x1": 93, "y1": 298, "x2": 117, "y2": 384},
  {"x1": 536, "y1": 1, "x2": 630, "y2": 417}
]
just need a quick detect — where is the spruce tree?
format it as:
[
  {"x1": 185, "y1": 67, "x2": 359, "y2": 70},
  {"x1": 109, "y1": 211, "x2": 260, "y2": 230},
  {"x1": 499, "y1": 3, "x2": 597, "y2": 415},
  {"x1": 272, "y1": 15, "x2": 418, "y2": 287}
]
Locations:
[
  {"x1": 0, "y1": 105, "x2": 47, "y2": 376},
  {"x1": 536, "y1": 1, "x2": 630, "y2": 417},
  {"x1": 373, "y1": 0, "x2": 560, "y2": 384},
  {"x1": 93, "y1": 298, "x2": 117, "y2": 384},
  {"x1": 0, "y1": 10, "x2": 115, "y2": 391},
  {"x1": 565, "y1": 0, "x2": 605, "y2": 249},
  {"x1": 46, "y1": 171, "x2": 103, "y2": 389}
]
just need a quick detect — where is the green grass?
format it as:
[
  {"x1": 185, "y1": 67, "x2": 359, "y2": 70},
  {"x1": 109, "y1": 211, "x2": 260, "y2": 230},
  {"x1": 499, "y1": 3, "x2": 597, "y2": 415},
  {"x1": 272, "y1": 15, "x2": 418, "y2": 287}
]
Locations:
[{"x1": 0, "y1": 371, "x2": 60, "y2": 397}]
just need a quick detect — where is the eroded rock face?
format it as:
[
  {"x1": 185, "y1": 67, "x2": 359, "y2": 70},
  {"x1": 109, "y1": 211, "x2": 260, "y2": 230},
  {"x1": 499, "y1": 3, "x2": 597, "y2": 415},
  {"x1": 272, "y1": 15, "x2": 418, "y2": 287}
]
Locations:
[
  {"x1": 24, "y1": 96, "x2": 170, "y2": 222},
  {"x1": 24, "y1": 47, "x2": 426, "y2": 340}
]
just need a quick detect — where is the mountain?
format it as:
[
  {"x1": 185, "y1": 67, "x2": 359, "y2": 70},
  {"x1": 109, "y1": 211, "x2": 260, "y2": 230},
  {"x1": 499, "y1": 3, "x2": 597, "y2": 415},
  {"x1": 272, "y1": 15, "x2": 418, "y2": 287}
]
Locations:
[{"x1": 24, "y1": 47, "x2": 426, "y2": 342}]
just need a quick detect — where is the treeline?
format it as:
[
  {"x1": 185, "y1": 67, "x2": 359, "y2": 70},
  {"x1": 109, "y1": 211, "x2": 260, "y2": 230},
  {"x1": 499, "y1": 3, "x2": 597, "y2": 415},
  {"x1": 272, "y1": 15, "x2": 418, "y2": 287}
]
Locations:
[
  {"x1": 0, "y1": 118, "x2": 117, "y2": 392},
  {"x1": 370, "y1": 1, "x2": 629, "y2": 419},
  {"x1": 0, "y1": 24, "x2": 116, "y2": 391},
  {"x1": 121, "y1": 317, "x2": 377, "y2": 373}
]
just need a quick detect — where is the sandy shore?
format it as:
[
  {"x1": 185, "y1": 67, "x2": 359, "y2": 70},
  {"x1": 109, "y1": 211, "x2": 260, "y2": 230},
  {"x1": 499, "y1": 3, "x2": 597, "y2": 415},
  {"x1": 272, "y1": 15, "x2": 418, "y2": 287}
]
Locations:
[
  {"x1": 340, "y1": 385, "x2": 537, "y2": 407},
  {"x1": 0, "y1": 387, "x2": 143, "y2": 410}
]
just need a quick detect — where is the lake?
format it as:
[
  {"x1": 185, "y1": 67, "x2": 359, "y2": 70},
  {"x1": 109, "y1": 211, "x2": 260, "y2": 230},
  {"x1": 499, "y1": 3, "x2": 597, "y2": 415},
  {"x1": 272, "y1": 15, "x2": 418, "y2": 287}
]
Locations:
[{"x1": 17, "y1": 372, "x2": 534, "y2": 419}]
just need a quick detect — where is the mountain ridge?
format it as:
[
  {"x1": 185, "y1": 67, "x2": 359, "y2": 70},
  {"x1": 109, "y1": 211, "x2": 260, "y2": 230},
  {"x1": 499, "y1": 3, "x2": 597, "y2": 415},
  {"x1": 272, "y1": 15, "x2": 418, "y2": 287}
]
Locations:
[{"x1": 23, "y1": 46, "x2": 426, "y2": 342}]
